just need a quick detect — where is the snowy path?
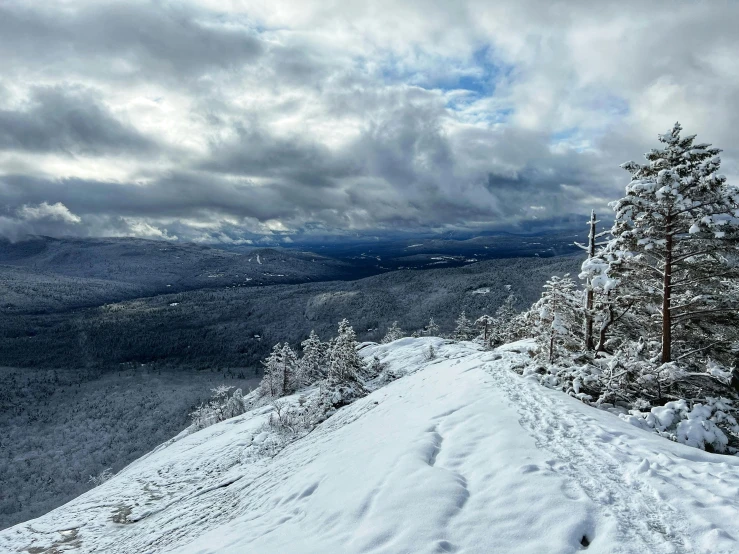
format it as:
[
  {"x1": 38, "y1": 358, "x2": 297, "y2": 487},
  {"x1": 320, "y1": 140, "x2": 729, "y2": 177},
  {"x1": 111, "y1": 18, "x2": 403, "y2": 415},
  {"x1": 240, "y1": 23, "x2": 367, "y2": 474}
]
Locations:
[
  {"x1": 478, "y1": 344, "x2": 739, "y2": 554},
  {"x1": 2, "y1": 339, "x2": 739, "y2": 554}
]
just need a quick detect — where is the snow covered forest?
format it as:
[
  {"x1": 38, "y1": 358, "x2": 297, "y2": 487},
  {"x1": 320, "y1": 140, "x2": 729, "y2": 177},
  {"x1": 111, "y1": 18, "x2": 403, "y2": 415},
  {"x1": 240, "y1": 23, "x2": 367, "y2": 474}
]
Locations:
[{"x1": 0, "y1": 366, "x2": 257, "y2": 529}]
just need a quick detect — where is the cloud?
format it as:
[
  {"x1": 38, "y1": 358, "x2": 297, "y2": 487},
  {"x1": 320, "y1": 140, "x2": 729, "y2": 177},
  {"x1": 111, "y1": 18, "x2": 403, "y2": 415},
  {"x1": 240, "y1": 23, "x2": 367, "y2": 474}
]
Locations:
[
  {"x1": 0, "y1": 1, "x2": 264, "y2": 84},
  {"x1": 0, "y1": 201, "x2": 82, "y2": 241},
  {"x1": 0, "y1": 86, "x2": 157, "y2": 156},
  {"x1": 18, "y1": 202, "x2": 82, "y2": 224},
  {"x1": 0, "y1": 0, "x2": 737, "y2": 242}
]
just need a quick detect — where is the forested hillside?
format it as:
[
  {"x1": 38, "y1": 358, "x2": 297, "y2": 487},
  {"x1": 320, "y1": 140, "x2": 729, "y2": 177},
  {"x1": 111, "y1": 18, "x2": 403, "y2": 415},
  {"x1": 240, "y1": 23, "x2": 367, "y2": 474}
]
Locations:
[
  {"x1": 0, "y1": 255, "x2": 581, "y2": 371},
  {"x1": 0, "y1": 366, "x2": 257, "y2": 530},
  {"x1": 0, "y1": 237, "x2": 362, "y2": 313}
]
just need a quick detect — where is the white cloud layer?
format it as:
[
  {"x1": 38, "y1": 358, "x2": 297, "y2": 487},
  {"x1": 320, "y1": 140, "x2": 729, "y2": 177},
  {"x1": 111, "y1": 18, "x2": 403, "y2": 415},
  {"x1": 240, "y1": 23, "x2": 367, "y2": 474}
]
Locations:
[{"x1": 0, "y1": 0, "x2": 737, "y2": 241}]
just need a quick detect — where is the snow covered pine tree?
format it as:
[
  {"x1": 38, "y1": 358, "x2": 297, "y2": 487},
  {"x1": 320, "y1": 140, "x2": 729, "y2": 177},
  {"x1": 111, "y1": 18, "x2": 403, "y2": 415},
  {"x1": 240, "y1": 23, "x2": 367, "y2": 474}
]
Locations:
[
  {"x1": 261, "y1": 344, "x2": 285, "y2": 398},
  {"x1": 381, "y1": 321, "x2": 405, "y2": 344},
  {"x1": 453, "y1": 311, "x2": 474, "y2": 341},
  {"x1": 299, "y1": 330, "x2": 327, "y2": 384},
  {"x1": 475, "y1": 315, "x2": 494, "y2": 345},
  {"x1": 328, "y1": 319, "x2": 365, "y2": 384},
  {"x1": 534, "y1": 275, "x2": 582, "y2": 363},
  {"x1": 280, "y1": 344, "x2": 300, "y2": 395},
  {"x1": 489, "y1": 293, "x2": 520, "y2": 347},
  {"x1": 609, "y1": 123, "x2": 739, "y2": 364},
  {"x1": 424, "y1": 317, "x2": 440, "y2": 337}
]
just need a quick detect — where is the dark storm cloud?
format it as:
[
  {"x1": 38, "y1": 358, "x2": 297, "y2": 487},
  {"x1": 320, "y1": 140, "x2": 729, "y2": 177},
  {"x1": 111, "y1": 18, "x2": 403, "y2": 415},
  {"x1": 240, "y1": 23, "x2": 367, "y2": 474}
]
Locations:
[
  {"x1": 0, "y1": 2, "x2": 263, "y2": 82},
  {"x1": 0, "y1": 170, "x2": 359, "y2": 229},
  {"x1": 201, "y1": 124, "x2": 361, "y2": 188},
  {"x1": 0, "y1": 86, "x2": 156, "y2": 155}
]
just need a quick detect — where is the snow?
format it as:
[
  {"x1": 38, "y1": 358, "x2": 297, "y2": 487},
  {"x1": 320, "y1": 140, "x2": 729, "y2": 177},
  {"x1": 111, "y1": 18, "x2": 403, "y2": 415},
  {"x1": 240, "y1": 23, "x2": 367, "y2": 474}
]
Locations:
[{"x1": 4, "y1": 339, "x2": 739, "y2": 553}]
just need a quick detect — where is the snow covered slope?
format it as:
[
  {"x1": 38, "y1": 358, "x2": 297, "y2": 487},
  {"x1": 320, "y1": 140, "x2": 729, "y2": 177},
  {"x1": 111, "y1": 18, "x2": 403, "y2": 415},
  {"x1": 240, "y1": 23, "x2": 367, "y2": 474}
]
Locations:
[{"x1": 4, "y1": 339, "x2": 739, "y2": 554}]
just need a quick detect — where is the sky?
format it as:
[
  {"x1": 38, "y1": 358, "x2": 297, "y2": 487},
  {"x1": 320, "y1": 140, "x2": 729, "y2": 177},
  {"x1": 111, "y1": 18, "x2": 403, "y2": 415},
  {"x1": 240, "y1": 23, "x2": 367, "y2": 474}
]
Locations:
[{"x1": 0, "y1": 0, "x2": 738, "y2": 244}]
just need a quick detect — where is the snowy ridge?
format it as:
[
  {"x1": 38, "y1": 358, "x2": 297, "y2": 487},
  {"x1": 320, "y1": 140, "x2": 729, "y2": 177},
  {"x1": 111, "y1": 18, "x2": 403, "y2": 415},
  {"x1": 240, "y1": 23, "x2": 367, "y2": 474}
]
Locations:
[{"x1": 3, "y1": 338, "x2": 739, "y2": 553}]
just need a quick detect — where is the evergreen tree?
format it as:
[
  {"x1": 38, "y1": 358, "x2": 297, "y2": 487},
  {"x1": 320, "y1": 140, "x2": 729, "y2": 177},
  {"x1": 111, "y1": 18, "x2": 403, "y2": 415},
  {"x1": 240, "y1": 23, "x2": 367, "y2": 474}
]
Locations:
[
  {"x1": 534, "y1": 275, "x2": 582, "y2": 363},
  {"x1": 453, "y1": 311, "x2": 474, "y2": 341},
  {"x1": 222, "y1": 388, "x2": 246, "y2": 420},
  {"x1": 299, "y1": 330, "x2": 326, "y2": 385},
  {"x1": 328, "y1": 319, "x2": 365, "y2": 383},
  {"x1": 489, "y1": 294, "x2": 520, "y2": 346},
  {"x1": 608, "y1": 123, "x2": 739, "y2": 363},
  {"x1": 280, "y1": 343, "x2": 299, "y2": 395},
  {"x1": 261, "y1": 344, "x2": 284, "y2": 397},
  {"x1": 424, "y1": 317, "x2": 440, "y2": 337},
  {"x1": 475, "y1": 314, "x2": 494, "y2": 344},
  {"x1": 381, "y1": 321, "x2": 405, "y2": 344}
]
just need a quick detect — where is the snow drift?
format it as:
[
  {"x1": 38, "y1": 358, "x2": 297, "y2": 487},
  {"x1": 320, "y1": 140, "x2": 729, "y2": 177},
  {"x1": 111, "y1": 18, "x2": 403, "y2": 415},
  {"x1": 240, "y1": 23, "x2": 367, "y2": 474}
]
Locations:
[{"x1": 3, "y1": 338, "x2": 739, "y2": 554}]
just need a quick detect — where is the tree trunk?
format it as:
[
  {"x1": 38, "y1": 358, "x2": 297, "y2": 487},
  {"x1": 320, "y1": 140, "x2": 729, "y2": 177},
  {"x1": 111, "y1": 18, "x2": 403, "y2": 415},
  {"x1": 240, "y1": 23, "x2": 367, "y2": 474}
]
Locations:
[
  {"x1": 661, "y1": 215, "x2": 673, "y2": 364},
  {"x1": 585, "y1": 289, "x2": 594, "y2": 350},
  {"x1": 595, "y1": 304, "x2": 613, "y2": 353},
  {"x1": 549, "y1": 331, "x2": 555, "y2": 364},
  {"x1": 585, "y1": 212, "x2": 596, "y2": 349}
]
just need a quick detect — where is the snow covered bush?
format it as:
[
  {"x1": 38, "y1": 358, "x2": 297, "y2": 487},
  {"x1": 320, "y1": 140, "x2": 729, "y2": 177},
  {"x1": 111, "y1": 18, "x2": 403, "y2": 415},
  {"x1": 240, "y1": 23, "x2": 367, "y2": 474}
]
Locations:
[
  {"x1": 381, "y1": 321, "x2": 405, "y2": 344},
  {"x1": 424, "y1": 317, "x2": 440, "y2": 336},
  {"x1": 267, "y1": 398, "x2": 312, "y2": 438},
  {"x1": 424, "y1": 344, "x2": 437, "y2": 361},
  {"x1": 252, "y1": 376, "x2": 369, "y2": 460},
  {"x1": 190, "y1": 385, "x2": 246, "y2": 431},
  {"x1": 622, "y1": 397, "x2": 739, "y2": 453},
  {"x1": 87, "y1": 467, "x2": 114, "y2": 487},
  {"x1": 535, "y1": 363, "x2": 600, "y2": 402}
]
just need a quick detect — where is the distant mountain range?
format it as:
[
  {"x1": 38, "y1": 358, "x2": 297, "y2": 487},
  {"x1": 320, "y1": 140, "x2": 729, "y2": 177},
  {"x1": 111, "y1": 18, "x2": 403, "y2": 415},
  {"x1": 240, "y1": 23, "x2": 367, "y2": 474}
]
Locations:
[{"x1": 0, "y1": 236, "x2": 362, "y2": 311}]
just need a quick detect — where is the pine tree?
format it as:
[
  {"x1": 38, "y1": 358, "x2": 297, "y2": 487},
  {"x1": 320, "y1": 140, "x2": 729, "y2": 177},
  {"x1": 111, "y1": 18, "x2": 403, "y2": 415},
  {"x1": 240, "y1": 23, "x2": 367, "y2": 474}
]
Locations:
[
  {"x1": 535, "y1": 275, "x2": 582, "y2": 363},
  {"x1": 299, "y1": 330, "x2": 326, "y2": 385},
  {"x1": 381, "y1": 321, "x2": 405, "y2": 344},
  {"x1": 328, "y1": 319, "x2": 365, "y2": 383},
  {"x1": 261, "y1": 344, "x2": 284, "y2": 397},
  {"x1": 424, "y1": 317, "x2": 440, "y2": 336},
  {"x1": 475, "y1": 314, "x2": 494, "y2": 343},
  {"x1": 489, "y1": 294, "x2": 520, "y2": 346},
  {"x1": 453, "y1": 311, "x2": 474, "y2": 341},
  {"x1": 609, "y1": 123, "x2": 739, "y2": 363},
  {"x1": 280, "y1": 343, "x2": 299, "y2": 395},
  {"x1": 222, "y1": 388, "x2": 246, "y2": 419}
]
